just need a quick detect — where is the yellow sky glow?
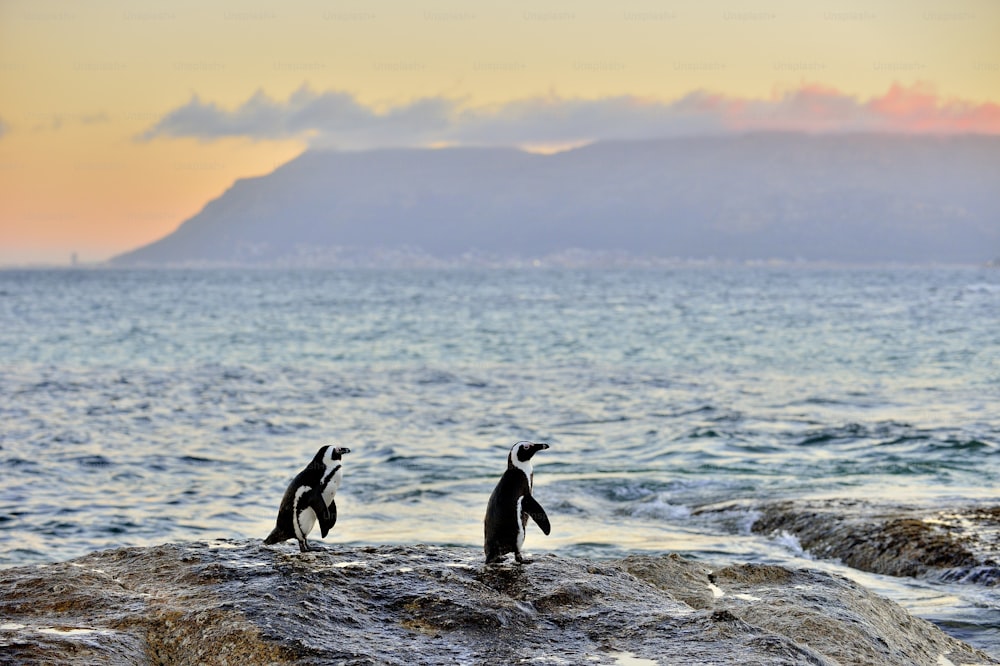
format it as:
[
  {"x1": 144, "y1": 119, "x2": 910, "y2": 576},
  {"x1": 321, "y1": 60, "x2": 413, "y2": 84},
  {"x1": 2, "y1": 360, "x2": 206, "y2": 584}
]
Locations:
[{"x1": 1, "y1": 0, "x2": 998, "y2": 264}]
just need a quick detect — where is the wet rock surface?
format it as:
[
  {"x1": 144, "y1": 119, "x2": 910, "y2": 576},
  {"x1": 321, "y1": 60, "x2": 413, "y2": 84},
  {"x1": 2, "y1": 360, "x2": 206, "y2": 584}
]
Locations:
[
  {"x1": 1, "y1": 541, "x2": 995, "y2": 665},
  {"x1": 746, "y1": 500, "x2": 1000, "y2": 585}
]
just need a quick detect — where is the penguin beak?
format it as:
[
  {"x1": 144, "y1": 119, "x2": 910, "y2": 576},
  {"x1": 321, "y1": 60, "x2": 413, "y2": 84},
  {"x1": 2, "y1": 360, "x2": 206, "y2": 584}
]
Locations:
[
  {"x1": 337, "y1": 447, "x2": 351, "y2": 455},
  {"x1": 533, "y1": 442, "x2": 550, "y2": 452}
]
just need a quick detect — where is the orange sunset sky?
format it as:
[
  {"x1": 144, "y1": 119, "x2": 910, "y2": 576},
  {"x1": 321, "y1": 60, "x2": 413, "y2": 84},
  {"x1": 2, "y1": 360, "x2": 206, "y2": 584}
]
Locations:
[{"x1": 1, "y1": 0, "x2": 998, "y2": 266}]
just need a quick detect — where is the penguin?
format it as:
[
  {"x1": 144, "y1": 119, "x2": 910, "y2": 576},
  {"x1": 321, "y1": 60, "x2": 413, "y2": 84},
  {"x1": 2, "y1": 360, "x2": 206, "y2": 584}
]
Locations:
[
  {"x1": 484, "y1": 440, "x2": 551, "y2": 564},
  {"x1": 264, "y1": 445, "x2": 350, "y2": 552}
]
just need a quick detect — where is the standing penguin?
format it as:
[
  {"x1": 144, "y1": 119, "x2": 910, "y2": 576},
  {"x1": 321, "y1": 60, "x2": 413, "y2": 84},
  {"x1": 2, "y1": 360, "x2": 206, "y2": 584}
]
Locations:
[
  {"x1": 264, "y1": 445, "x2": 350, "y2": 552},
  {"x1": 484, "y1": 441, "x2": 551, "y2": 564}
]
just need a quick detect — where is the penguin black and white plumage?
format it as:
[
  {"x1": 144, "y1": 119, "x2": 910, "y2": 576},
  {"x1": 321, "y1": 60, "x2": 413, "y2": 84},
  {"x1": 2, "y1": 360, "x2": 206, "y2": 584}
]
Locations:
[
  {"x1": 484, "y1": 440, "x2": 550, "y2": 564},
  {"x1": 264, "y1": 445, "x2": 350, "y2": 552}
]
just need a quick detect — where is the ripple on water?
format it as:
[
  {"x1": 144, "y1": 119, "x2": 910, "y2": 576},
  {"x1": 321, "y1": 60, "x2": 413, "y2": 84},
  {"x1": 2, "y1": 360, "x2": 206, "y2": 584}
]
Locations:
[{"x1": 69, "y1": 455, "x2": 113, "y2": 467}]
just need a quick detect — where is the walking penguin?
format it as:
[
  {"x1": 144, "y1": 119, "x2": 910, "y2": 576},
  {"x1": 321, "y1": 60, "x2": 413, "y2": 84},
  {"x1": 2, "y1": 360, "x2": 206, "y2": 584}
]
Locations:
[
  {"x1": 264, "y1": 445, "x2": 350, "y2": 552},
  {"x1": 484, "y1": 440, "x2": 551, "y2": 563}
]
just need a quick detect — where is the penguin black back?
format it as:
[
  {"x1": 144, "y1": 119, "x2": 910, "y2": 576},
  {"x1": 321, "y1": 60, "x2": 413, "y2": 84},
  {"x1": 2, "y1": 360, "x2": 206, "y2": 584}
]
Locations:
[
  {"x1": 484, "y1": 441, "x2": 550, "y2": 564},
  {"x1": 264, "y1": 444, "x2": 350, "y2": 552}
]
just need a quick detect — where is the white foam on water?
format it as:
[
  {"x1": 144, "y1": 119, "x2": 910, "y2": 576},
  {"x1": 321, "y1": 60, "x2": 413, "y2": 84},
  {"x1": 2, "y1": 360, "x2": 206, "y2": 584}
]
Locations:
[
  {"x1": 773, "y1": 530, "x2": 813, "y2": 560},
  {"x1": 630, "y1": 496, "x2": 693, "y2": 521}
]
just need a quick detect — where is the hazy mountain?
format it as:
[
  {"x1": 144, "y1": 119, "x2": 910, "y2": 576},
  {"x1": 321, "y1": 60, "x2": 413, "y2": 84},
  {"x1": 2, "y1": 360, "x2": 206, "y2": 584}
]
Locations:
[{"x1": 111, "y1": 134, "x2": 1000, "y2": 266}]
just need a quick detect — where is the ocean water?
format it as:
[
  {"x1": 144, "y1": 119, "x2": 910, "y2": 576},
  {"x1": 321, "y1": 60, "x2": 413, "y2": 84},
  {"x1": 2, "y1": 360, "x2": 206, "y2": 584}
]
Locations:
[{"x1": 1, "y1": 267, "x2": 998, "y2": 655}]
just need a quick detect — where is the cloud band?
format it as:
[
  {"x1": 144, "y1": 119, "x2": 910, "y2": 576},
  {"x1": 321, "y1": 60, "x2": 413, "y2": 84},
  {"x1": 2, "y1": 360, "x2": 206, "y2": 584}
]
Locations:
[{"x1": 138, "y1": 83, "x2": 1000, "y2": 149}]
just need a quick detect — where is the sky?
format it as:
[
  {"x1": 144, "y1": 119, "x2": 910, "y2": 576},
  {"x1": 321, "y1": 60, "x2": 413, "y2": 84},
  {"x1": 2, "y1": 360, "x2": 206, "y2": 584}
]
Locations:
[{"x1": 1, "y1": 0, "x2": 998, "y2": 265}]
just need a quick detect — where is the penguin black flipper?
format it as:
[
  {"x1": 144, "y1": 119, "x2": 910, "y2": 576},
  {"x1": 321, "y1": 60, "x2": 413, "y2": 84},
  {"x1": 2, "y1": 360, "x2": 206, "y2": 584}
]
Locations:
[
  {"x1": 522, "y1": 494, "x2": 550, "y2": 535},
  {"x1": 307, "y1": 488, "x2": 331, "y2": 523},
  {"x1": 318, "y1": 498, "x2": 338, "y2": 538}
]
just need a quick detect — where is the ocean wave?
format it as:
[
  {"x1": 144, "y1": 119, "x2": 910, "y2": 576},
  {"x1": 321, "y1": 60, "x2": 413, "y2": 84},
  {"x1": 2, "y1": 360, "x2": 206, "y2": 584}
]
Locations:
[
  {"x1": 771, "y1": 530, "x2": 814, "y2": 560},
  {"x1": 629, "y1": 497, "x2": 693, "y2": 521}
]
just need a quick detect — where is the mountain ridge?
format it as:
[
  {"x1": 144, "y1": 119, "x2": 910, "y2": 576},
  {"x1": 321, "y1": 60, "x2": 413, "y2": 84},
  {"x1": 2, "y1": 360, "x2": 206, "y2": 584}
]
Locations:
[{"x1": 111, "y1": 133, "x2": 1000, "y2": 266}]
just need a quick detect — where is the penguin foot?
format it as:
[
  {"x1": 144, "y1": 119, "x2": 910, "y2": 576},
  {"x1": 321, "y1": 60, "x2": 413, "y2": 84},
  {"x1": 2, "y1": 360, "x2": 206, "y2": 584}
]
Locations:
[{"x1": 484, "y1": 549, "x2": 507, "y2": 564}]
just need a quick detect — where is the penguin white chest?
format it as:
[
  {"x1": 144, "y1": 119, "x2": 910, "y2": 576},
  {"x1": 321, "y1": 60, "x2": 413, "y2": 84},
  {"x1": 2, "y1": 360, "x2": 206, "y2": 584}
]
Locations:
[{"x1": 321, "y1": 465, "x2": 343, "y2": 505}]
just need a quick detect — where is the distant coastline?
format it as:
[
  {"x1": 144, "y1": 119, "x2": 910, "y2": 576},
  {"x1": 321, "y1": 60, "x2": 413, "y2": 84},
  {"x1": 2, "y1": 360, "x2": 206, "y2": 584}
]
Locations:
[
  {"x1": 3, "y1": 255, "x2": 998, "y2": 271},
  {"x1": 106, "y1": 135, "x2": 1000, "y2": 268}
]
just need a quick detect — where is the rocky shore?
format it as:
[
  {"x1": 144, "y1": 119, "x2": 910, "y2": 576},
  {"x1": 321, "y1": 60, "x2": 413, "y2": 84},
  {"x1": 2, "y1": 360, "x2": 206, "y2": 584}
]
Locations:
[{"x1": 1, "y1": 540, "x2": 995, "y2": 665}]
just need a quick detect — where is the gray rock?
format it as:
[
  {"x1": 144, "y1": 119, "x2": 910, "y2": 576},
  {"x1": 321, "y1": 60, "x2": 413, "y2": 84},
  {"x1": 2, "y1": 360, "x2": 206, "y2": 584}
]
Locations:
[
  {"x1": 0, "y1": 541, "x2": 994, "y2": 665},
  {"x1": 743, "y1": 500, "x2": 1000, "y2": 585}
]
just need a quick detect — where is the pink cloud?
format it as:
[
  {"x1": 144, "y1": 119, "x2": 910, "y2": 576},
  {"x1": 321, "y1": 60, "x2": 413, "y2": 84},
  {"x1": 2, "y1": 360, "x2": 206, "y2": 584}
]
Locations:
[
  {"x1": 868, "y1": 83, "x2": 1000, "y2": 133},
  {"x1": 692, "y1": 82, "x2": 1000, "y2": 134}
]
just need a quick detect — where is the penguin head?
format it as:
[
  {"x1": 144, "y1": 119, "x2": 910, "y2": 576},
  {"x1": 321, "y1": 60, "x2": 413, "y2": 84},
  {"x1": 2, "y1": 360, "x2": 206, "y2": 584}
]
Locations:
[
  {"x1": 312, "y1": 444, "x2": 351, "y2": 469},
  {"x1": 509, "y1": 440, "x2": 549, "y2": 467}
]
